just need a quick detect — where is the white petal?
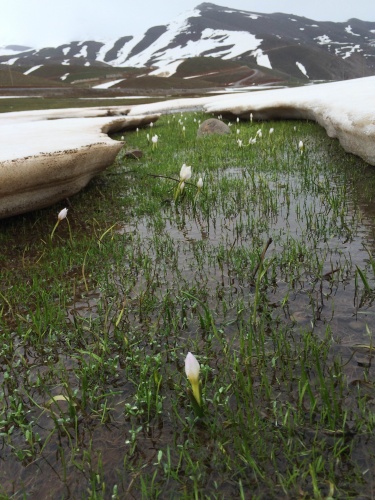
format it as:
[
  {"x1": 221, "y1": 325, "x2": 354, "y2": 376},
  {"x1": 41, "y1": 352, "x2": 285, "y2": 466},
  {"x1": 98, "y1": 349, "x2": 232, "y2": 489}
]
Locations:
[
  {"x1": 185, "y1": 352, "x2": 200, "y2": 383},
  {"x1": 58, "y1": 208, "x2": 68, "y2": 221}
]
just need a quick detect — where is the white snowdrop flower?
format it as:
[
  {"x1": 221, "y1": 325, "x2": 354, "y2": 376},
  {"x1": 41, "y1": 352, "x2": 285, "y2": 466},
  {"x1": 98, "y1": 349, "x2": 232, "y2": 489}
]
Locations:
[
  {"x1": 237, "y1": 129, "x2": 240, "y2": 135},
  {"x1": 185, "y1": 352, "x2": 201, "y2": 406},
  {"x1": 151, "y1": 135, "x2": 158, "y2": 148},
  {"x1": 58, "y1": 208, "x2": 68, "y2": 221},
  {"x1": 237, "y1": 139, "x2": 243, "y2": 147},
  {"x1": 197, "y1": 177, "x2": 203, "y2": 189},
  {"x1": 236, "y1": 117, "x2": 240, "y2": 123},
  {"x1": 150, "y1": 122, "x2": 153, "y2": 128},
  {"x1": 250, "y1": 113, "x2": 253, "y2": 123},
  {"x1": 269, "y1": 128, "x2": 274, "y2": 135},
  {"x1": 249, "y1": 137, "x2": 257, "y2": 145},
  {"x1": 256, "y1": 129, "x2": 262, "y2": 138},
  {"x1": 180, "y1": 164, "x2": 192, "y2": 182}
]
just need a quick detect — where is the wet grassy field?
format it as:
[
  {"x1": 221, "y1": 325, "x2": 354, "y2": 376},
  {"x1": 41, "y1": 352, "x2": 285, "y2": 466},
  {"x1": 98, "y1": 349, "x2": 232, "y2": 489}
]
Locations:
[{"x1": 1, "y1": 112, "x2": 375, "y2": 498}]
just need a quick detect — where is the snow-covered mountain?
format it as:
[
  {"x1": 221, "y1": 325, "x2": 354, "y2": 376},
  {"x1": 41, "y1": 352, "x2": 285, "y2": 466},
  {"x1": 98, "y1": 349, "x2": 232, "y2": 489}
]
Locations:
[{"x1": 1, "y1": 3, "x2": 375, "y2": 81}]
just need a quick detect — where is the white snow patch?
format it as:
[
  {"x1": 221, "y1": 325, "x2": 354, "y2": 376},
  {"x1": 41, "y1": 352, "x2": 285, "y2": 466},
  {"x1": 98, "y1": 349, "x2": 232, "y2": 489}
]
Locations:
[
  {"x1": 0, "y1": 96, "x2": 42, "y2": 99},
  {"x1": 62, "y1": 47, "x2": 70, "y2": 56},
  {"x1": 2, "y1": 57, "x2": 19, "y2": 65},
  {"x1": 61, "y1": 73, "x2": 70, "y2": 81},
  {"x1": 247, "y1": 14, "x2": 261, "y2": 19},
  {"x1": 296, "y1": 62, "x2": 309, "y2": 78},
  {"x1": 300, "y1": 28, "x2": 305, "y2": 31},
  {"x1": 62, "y1": 60, "x2": 70, "y2": 65},
  {"x1": 85, "y1": 62, "x2": 90, "y2": 66},
  {"x1": 23, "y1": 65, "x2": 43, "y2": 75},
  {"x1": 290, "y1": 18, "x2": 297, "y2": 22},
  {"x1": 345, "y1": 25, "x2": 360, "y2": 36},
  {"x1": 92, "y1": 79, "x2": 126, "y2": 89},
  {"x1": 74, "y1": 45, "x2": 88, "y2": 58},
  {"x1": 341, "y1": 44, "x2": 361, "y2": 59},
  {"x1": 184, "y1": 71, "x2": 219, "y2": 79},
  {"x1": 252, "y1": 49, "x2": 272, "y2": 69},
  {"x1": 202, "y1": 76, "x2": 375, "y2": 166},
  {"x1": 315, "y1": 35, "x2": 332, "y2": 45}
]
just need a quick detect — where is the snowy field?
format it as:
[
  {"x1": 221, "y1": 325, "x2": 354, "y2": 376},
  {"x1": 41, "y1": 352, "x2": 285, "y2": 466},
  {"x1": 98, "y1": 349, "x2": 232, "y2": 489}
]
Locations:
[{"x1": 0, "y1": 76, "x2": 374, "y2": 217}]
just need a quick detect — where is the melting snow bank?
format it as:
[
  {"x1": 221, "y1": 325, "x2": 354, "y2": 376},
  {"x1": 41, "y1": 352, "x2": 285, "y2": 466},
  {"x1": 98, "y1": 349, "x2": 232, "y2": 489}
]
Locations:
[
  {"x1": 0, "y1": 108, "x2": 158, "y2": 218},
  {"x1": 1, "y1": 76, "x2": 374, "y2": 219},
  {"x1": 127, "y1": 77, "x2": 375, "y2": 168},
  {"x1": 203, "y1": 76, "x2": 375, "y2": 166}
]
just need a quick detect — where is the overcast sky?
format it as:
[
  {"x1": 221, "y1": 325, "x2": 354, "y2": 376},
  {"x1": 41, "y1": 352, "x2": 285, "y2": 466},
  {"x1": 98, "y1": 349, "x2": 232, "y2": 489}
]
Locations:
[{"x1": 1, "y1": 0, "x2": 374, "y2": 48}]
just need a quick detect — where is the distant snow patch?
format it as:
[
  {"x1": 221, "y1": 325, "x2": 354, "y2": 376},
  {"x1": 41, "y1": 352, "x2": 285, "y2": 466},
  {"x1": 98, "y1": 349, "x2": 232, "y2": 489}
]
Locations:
[
  {"x1": 62, "y1": 47, "x2": 70, "y2": 56},
  {"x1": 184, "y1": 71, "x2": 219, "y2": 79},
  {"x1": 92, "y1": 79, "x2": 126, "y2": 89},
  {"x1": 290, "y1": 18, "x2": 297, "y2": 22},
  {"x1": 62, "y1": 60, "x2": 70, "y2": 65},
  {"x1": 2, "y1": 57, "x2": 19, "y2": 65},
  {"x1": 247, "y1": 14, "x2": 261, "y2": 19},
  {"x1": 252, "y1": 49, "x2": 272, "y2": 69},
  {"x1": 345, "y1": 25, "x2": 360, "y2": 36},
  {"x1": 315, "y1": 35, "x2": 331, "y2": 44},
  {"x1": 0, "y1": 96, "x2": 42, "y2": 99},
  {"x1": 61, "y1": 73, "x2": 70, "y2": 81},
  {"x1": 296, "y1": 61, "x2": 309, "y2": 78},
  {"x1": 23, "y1": 65, "x2": 43, "y2": 75},
  {"x1": 341, "y1": 44, "x2": 361, "y2": 59},
  {"x1": 74, "y1": 45, "x2": 88, "y2": 58},
  {"x1": 85, "y1": 62, "x2": 90, "y2": 66}
]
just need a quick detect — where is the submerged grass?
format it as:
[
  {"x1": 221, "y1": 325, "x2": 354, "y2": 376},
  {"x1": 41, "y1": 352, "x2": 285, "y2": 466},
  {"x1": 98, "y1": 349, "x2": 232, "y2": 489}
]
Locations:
[{"x1": 1, "y1": 112, "x2": 375, "y2": 498}]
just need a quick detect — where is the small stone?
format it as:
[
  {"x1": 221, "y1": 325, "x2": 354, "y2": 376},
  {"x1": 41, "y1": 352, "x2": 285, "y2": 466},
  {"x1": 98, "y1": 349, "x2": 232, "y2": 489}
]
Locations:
[{"x1": 197, "y1": 118, "x2": 231, "y2": 137}]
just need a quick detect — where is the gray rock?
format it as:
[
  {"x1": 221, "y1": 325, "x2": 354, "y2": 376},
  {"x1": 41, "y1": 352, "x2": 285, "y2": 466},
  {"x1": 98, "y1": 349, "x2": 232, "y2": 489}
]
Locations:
[{"x1": 197, "y1": 118, "x2": 231, "y2": 138}]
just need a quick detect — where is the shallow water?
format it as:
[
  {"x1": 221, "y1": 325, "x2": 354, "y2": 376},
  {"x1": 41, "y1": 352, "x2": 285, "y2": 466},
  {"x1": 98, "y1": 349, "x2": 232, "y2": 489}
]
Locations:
[{"x1": 2, "y1": 123, "x2": 375, "y2": 497}]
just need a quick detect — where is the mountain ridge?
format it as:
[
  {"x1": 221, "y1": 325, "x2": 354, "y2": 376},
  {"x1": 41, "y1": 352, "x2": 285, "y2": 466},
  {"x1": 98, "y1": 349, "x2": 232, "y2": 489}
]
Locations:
[{"x1": 1, "y1": 3, "x2": 374, "y2": 84}]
